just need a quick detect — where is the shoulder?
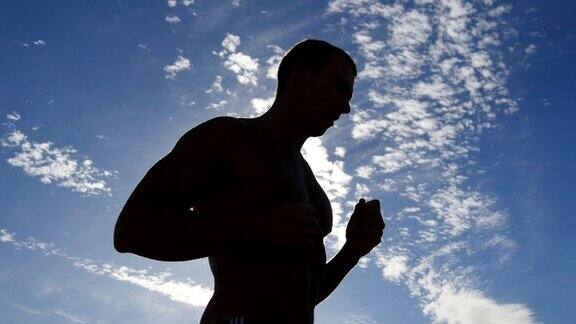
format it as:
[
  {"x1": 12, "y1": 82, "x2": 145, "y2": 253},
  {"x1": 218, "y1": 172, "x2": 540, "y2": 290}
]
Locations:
[
  {"x1": 174, "y1": 116, "x2": 249, "y2": 154},
  {"x1": 180, "y1": 116, "x2": 247, "y2": 141}
]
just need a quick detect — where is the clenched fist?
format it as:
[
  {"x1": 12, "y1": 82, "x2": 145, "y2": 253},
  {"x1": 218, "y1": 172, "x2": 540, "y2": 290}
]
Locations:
[{"x1": 345, "y1": 198, "x2": 385, "y2": 258}]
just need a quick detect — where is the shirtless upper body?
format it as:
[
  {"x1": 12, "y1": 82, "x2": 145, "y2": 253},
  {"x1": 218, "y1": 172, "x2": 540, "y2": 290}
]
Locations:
[{"x1": 113, "y1": 40, "x2": 385, "y2": 324}]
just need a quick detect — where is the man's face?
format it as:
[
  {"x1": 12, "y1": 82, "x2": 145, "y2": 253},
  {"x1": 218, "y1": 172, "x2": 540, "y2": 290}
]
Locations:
[{"x1": 297, "y1": 54, "x2": 355, "y2": 136}]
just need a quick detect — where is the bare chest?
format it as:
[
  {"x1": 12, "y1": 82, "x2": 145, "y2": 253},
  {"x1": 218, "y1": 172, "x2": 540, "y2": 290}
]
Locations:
[
  {"x1": 197, "y1": 134, "x2": 331, "y2": 237},
  {"x1": 233, "y1": 146, "x2": 310, "y2": 207}
]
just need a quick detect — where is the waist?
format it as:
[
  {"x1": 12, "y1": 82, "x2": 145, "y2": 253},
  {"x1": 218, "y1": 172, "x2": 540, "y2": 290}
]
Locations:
[
  {"x1": 213, "y1": 268, "x2": 319, "y2": 303},
  {"x1": 205, "y1": 293, "x2": 315, "y2": 324}
]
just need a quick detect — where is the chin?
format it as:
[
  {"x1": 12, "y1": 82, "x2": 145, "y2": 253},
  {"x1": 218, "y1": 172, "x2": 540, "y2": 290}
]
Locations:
[{"x1": 311, "y1": 127, "x2": 329, "y2": 137}]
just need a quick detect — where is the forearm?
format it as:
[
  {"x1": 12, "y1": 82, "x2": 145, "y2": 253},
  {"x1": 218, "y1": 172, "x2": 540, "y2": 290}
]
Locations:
[
  {"x1": 315, "y1": 242, "x2": 361, "y2": 305},
  {"x1": 115, "y1": 207, "x2": 252, "y2": 262}
]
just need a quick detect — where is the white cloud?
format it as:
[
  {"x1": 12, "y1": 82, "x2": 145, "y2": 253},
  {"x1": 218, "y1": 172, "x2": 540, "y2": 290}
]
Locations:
[
  {"x1": 205, "y1": 75, "x2": 224, "y2": 93},
  {"x1": 424, "y1": 285, "x2": 536, "y2": 324},
  {"x1": 429, "y1": 185, "x2": 506, "y2": 237},
  {"x1": 379, "y1": 178, "x2": 396, "y2": 191},
  {"x1": 266, "y1": 45, "x2": 285, "y2": 80},
  {"x1": 403, "y1": 244, "x2": 538, "y2": 323},
  {"x1": 334, "y1": 146, "x2": 346, "y2": 158},
  {"x1": 137, "y1": 43, "x2": 150, "y2": 51},
  {"x1": 1, "y1": 228, "x2": 214, "y2": 308},
  {"x1": 73, "y1": 260, "x2": 213, "y2": 307},
  {"x1": 344, "y1": 313, "x2": 378, "y2": 324},
  {"x1": 1, "y1": 124, "x2": 114, "y2": 195},
  {"x1": 165, "y1": 14, "x2": 181, "y2": 23},
  {"x1": 1, "y1": 229, "x2": 14, "y2": 242},
  {"x1": 524, "y1": 44, "x2": 537, "y2": 54},
  {"x1": 355, "y1": 165, "x2": 374, "y2": 178},
  {"x1": 7, "y1": 111, "x2": 21, "y2": 121},
  {"x1": 224, "y1": 52, "x2": 259, "y2": 85},
  {"x1": 21, "y1": 40, "x2": 47, "y2": 48},
  {"x1": 6, "y1": 302, "x2": 87, "y2": 323},
  {"x1": 167, "y1": 0, "x2": 177, "y2": 7},
  {"x1": 483, "y1": 234, "x2": 517, "y2": 264},
  {"x1": 205, "y1": 100, "x2": 227, "y2": 110},
  {"x1": 350, "y1": 110, "x2": 389, "y2": 140},
  {"x1": 390, "y1": 9, "x2": 431, "y2": 48},
  {"x1": 354, "y1": 183, "x2": 370, "y2": 198},
  {"x1": 327, "y1": 0, "x2": 533, "y2": 321},
  {"x1": 217, "y1": 34, "x2": 260, "y2": 86},
  {"x1": 302, "y1": 137, "x2": 352, "y2": 250},
  {"x1": 222, "y1": 33, "x2": 241, "y2": 53},
  {"x1": 180, "y1": 94, "x2": 196, "y2": 107},
  {"x1": 250, "y1": 97, "x2": 274, "y2": 115},
  {"x1": 163, "y1": 55, "x2": 191, "y2": 79},
  {"x1": 378, "y1": 254, "x2": 408, "y2": 282}
]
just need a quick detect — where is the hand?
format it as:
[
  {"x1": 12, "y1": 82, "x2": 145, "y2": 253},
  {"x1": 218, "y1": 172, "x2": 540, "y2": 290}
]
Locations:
[
  {"x1": 245, "y1": 202, "x2": 322, "y2": 251},
  {"x1": 345, "y1": 198, "x2": 385, "y2": 258}
]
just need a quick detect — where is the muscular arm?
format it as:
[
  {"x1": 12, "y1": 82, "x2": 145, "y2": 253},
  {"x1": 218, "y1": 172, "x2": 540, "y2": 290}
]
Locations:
[
  {"x1": 315, "y1": 242, "x2": 361, "y2": 305},
  {"x1": 114, "y1": 117, "x2": 253, "y2": 261}
]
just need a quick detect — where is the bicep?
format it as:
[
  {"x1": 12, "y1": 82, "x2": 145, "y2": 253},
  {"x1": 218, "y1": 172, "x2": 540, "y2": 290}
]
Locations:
[
  {"x1": 127, "y1": 151, "x2": 195, "y2": 212},
  {"x1": 114, "y1": 150, "x2": 194, "y2": 250},
  {"x1": 121, "y1": 117, "x2": 242, "y2": 216}
]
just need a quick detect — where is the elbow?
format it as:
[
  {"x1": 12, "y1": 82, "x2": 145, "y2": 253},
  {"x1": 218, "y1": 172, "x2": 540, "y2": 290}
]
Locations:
[
  {"x1": 113, "y1": 216, "x2": 135, "y2": 254},
  {"x1": 114, "y1": 235, "x2": 130, "y2": 254},
  {"x1": 113, "y1": 229, "x2": 131, "y2": 254}
]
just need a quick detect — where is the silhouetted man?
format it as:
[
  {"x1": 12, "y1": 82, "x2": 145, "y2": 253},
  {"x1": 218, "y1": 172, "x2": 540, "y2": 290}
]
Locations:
[{"x1": 114, "y1": 39, "x2": 385, "y2": 324}]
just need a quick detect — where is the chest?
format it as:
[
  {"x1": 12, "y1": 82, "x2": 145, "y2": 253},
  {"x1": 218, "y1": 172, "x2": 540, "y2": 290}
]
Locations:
[
  {"x1": 234, "y1": 148, "x2": 310, "y2": 205},
  {"x1": 210, "y1": 142, "x2": 332, "y2": 237}
]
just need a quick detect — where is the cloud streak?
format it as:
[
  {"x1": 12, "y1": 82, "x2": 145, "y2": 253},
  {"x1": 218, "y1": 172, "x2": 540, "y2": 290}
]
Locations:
[
  {"x1": 0, "y1": 228, "x2": 213, "y2": 308},
  {"x1": 1, "y1": 116, "x2": 115, "y2": 195}
]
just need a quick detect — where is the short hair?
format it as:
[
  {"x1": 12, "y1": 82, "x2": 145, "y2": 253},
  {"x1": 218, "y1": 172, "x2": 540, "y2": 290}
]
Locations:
[{"x1": 276, "y1": 39, "x2": 357, "y2": 97}]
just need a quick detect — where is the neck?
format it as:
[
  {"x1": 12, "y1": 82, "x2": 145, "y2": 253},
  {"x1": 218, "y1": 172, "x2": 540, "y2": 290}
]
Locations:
[{"x1": 251, "y1": 98, "x2": 308, "y2": 154}]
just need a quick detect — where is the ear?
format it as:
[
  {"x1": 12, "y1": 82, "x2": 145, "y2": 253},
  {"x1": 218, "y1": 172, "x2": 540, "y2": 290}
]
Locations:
[
  {"x1": 300, "y1": 67, "x2": 322, "y2": 94},
  {"x1": 292, "y1": 62, "x2": 320, "y2": 87}
]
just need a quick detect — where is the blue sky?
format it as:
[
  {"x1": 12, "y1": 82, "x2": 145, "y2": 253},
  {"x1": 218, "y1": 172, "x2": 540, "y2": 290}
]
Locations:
[{"x1": 1, "y1": 0, "x2": 575, "y2": 323}]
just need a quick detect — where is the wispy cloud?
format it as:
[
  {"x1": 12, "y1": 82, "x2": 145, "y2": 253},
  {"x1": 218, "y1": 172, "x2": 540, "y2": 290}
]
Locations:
[
  {"x1": 205, "y1": 75, "x2": 224, "y2": 93},
  {"x1": 327, "y1": 0, "x2": 536, "y2": 322},
  {"x1": 6, "y1": 302, "x2": 87, "y2": 323},
  {"x1": 21, "y1": 40, "x2": 47, "y2": 48},
  {"x1": 302, "y1": 137, "x2": 353, "y2": 249},
  {"x1": 164, "y1": 14, "x2": 181, "y2": 24},
  {"x1": 6, "y1": 111, "x2": 21, "y2": 121},
  {"x1": 0, "y1": 228, "x2": 213, "y2": 308},
  {"x1": 1, "y1": 115, "x2": 115, "y2": 195},
  {"x1": 205, "y1": 99, "x2": 228, "y2": 110},
  {"x1": 265, "y1": 45, "x2": 285, "y2": 80},
  {"x1": 524, "y1": 44, "x2": 537, "y2": 55}
]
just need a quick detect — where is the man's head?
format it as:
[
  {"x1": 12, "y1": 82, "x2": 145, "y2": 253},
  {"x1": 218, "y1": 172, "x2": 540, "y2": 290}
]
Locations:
[
  {"x1": 274, "y1": 39, "x2": 357, "y2": 136},
  {"x1": 276, "y1": 39, "x2": 357, "y2": 98}
]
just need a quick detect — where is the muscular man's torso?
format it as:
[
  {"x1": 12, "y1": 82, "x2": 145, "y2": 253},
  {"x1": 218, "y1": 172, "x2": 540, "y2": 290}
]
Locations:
[{"x1": 198, "y1": 117, "x2": 332, "y2": 323}]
